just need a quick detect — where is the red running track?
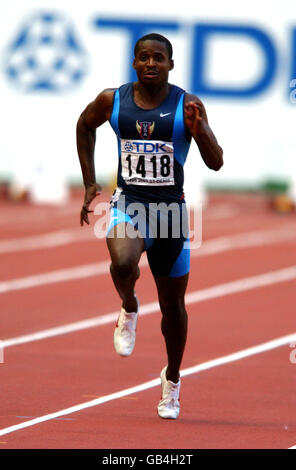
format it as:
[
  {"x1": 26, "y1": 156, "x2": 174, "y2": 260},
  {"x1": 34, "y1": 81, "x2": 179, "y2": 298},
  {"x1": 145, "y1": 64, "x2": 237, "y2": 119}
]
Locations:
[{"x1": 0, "y1": 190, "x2": 296, "y2": 449}]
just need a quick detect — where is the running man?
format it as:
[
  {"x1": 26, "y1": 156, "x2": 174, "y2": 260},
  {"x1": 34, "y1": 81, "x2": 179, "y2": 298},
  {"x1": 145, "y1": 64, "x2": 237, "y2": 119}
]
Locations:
[{"x1": 76, "y1": 33, "x2": 223, "y2": 419}]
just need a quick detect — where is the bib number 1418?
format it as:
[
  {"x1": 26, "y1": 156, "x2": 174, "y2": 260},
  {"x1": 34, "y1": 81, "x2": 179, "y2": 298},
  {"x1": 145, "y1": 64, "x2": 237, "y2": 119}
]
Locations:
[{"x1": 125, "y1": 154, "x2": 171, "y2": 178}]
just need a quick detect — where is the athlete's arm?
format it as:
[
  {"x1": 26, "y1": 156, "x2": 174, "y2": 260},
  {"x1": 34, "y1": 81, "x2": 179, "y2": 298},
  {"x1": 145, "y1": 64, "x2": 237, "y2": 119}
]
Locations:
[
  {"x1": 184, "y1": 93, "x2": 223, "y2": 171},
  {"x1": 76, "y1": 88, "x2": 115, "y2": 225}
]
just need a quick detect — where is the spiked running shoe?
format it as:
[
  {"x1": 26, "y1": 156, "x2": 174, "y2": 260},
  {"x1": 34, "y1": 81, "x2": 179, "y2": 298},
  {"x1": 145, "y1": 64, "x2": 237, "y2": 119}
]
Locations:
[
  {"x1": 157, "y1": 366, "x2": 181, "y2": 419},
  {"x1": 113, "y1": 297, "x2": 139, "y2": 357}
]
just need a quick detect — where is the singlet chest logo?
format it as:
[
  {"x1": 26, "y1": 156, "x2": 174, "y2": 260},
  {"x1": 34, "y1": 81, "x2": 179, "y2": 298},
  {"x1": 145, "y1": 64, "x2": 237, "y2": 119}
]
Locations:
[{"x1": 136, "y1": 121, "x2": 155, "y2": 139}]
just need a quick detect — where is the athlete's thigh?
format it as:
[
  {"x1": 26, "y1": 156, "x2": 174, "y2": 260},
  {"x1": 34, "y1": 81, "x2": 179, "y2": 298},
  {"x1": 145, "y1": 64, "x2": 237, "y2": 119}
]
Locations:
[
  {"x1": 146, "y1": 200, "x2": 190, "y2": 278},
  {"x1": 106, "y1": 222, "x2": 145, "y2": 266}
]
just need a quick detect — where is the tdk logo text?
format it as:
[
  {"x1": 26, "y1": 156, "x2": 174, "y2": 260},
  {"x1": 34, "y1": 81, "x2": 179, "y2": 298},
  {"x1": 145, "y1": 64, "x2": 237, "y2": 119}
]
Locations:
[
  {"x1": 93, "y1": 17, "x2": 296, "y2": 101},
  {"x1": 128, "y1": 142, "x2": 172, "y2": 153},
  {"x1": 4, "y1": 13, "x2": 296, "y2": 100}
]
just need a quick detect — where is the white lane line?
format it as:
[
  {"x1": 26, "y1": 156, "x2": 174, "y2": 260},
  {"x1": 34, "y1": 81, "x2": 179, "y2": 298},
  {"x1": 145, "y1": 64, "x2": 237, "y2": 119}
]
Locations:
[
  {"x1": 196, "y1": 226, "x2": 296, "y2": 256},
  {"x1": 0, "y1": 228, "x2": 96, "y2": 254},
  {"x1": 0, "y1": 261, "x2": 110, "y2": 294},
  {"x1": 0, "y1": 206, "x2": 199, "y2": 254},
  {"x1": 0, "y1": 206, "x2": 240, "y2": 253},
  {"x1": 2, "y1": 265, "x2": 296, "y2": 349},
  {"x1": 0, "y1": 331, "x2": 295, "y2": 437},
  {"x1": 0, "y1": 204, "x2": 81, "y2": 227},
  {"x1": 0, "y1": 223, "x2": 295, "y2": 256},
  {"x1": 1, "y1": 226, "x2": 295, "y2": 294},
  {"x1": 205, "y1": 205, "x2": 240, "y2": 220}
]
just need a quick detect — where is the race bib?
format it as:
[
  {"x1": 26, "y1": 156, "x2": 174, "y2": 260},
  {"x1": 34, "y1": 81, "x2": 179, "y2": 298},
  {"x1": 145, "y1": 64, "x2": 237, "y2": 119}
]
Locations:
[{"x1": 121, "y1": 139, "x2": 175, "y2": 186}]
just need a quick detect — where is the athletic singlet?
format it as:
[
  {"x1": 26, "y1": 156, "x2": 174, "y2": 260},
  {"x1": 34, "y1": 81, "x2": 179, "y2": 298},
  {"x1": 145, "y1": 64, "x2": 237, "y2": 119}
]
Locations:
[{"x1": 109, "y1": 82, "x2": 191, "y2": 203}]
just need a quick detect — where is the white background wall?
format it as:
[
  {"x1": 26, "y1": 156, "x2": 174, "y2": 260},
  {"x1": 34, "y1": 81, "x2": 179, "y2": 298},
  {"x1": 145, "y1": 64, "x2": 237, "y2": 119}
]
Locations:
[{"x1": 0, "y1": 0, "x2": 295, "y2": 203}]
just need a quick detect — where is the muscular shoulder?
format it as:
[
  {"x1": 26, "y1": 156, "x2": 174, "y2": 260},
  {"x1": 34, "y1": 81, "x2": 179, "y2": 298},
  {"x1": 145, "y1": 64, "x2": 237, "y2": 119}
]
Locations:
[
  {"x1": 96, "y1": 87, "x2": 117, "y2": 109},
  {"x1": 184, "y1": 92, "x2": 203, "y2": 106},
  {"x1": 184, "y1": 92, "x2": 208, "y2": 123},
  {"x1": 80, "y1": 88, "x2": 116, "y2": 129}
]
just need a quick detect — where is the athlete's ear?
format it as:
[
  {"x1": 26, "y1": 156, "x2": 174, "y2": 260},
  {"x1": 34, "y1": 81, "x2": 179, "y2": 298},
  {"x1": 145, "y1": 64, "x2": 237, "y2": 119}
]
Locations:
[
  {"x1": 169, "y1": 60, "x2": 174, "y2": 71},
  {"x1": 133, "y1": 58, "x2": 136, "y2": 69}
]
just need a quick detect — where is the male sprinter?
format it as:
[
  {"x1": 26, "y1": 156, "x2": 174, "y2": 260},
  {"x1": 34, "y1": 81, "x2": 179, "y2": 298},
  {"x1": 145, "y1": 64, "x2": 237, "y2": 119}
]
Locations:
[{"x1": 76, "y1": 33, "x2": 223, "y2": 419}]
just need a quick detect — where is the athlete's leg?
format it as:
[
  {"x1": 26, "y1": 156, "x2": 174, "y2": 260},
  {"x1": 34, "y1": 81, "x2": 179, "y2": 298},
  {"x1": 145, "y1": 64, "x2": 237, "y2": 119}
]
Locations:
[
  {"x1": 107, "y1": 222, "x2": 145, "y2": 312},
  {"x1": 153, "y1": 273, "x2": 189, "y2": 383}
]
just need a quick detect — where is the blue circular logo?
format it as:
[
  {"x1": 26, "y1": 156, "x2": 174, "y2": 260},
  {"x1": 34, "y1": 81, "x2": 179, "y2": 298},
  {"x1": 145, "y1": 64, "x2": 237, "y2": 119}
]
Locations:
[
  {"x1": 4, "y1": 12, "x2": 88, "y2": 92},
  {"x1": 124, "y1": 142, "x2": 134, "y2": 152}
]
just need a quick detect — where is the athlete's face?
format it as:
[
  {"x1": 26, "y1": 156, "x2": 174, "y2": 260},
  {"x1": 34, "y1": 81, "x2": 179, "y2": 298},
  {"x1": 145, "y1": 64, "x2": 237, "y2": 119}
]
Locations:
[{"x1": 133, "y1": 40, "x2": 174, "y2": 85}]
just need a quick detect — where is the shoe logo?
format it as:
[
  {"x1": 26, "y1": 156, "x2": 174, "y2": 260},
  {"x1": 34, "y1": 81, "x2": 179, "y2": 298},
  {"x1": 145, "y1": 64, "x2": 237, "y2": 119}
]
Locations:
[{"x1": 160, "y1": 112, "x2": 171, "y2": 118}]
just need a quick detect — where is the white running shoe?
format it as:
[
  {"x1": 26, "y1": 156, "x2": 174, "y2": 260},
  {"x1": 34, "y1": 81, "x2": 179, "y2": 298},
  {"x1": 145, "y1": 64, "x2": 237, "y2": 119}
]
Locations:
[
  {"x1": 113, "y1": 297, "x2": 139, "y2": 357},
  {"x1": 157, "y1": 366, "x2": 181, "y2": 419}
]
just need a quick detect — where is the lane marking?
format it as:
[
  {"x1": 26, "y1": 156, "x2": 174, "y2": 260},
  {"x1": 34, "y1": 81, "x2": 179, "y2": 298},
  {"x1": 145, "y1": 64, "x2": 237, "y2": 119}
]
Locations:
[
  {"x1": 204, "y1": 205, "x2": 240, "y2": 220},
  {"x1": 0, "y1": 205, "x2": 239, "y2": 253},
  {"x1": 0, "y1": 223, "x2": 295, "y2": 256},
  {"x1": 0, "y1": 228, "x2": 96, "y2": 254},
  {"x1": 1, "y1": 226, "x2": 295, "y2": 294},
  {"x1": 0, "y1": 331, "x2": 295, "y2": 437},
  {"x1": 15, "y1": 416, "x2": 74, "y2": 421},
  {"x1": 0, "y1": 261, "x2": 110, "y2": 294},
  {"x1": 2, "y1": 265, "x2": 296, "y2": 349},
  {"x1": 0, "y1": 204, "x2": 80, "y2": 227},
  {"x1": 195, "y1": 226, "x2": 296, "y2": 256}
]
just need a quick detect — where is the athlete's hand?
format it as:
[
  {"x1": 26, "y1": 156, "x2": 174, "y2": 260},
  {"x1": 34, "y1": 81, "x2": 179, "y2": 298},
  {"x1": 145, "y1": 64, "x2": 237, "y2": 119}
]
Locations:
[
  {"x1": 80, "y1": 183, "x2": 102, "y2": 226},
  {"x1": 184, "y1": 101, "x2": 205, "y2": 138}
]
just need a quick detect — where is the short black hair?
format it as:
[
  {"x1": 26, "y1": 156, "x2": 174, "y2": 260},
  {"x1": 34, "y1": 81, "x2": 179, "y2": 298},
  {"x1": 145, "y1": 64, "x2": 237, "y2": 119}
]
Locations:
[{"x1": 134, "y1": 33, "x2": 173, "y2": 60}]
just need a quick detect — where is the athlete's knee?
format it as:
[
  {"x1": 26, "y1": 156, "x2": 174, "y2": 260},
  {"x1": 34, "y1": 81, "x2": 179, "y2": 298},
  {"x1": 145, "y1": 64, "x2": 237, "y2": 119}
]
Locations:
[
  {"x1": 159, "y1": 298, "x2": 187, "y2": 318},
  {"x1": 110, "y1": 257, "x2": 139, "y2": 279}
]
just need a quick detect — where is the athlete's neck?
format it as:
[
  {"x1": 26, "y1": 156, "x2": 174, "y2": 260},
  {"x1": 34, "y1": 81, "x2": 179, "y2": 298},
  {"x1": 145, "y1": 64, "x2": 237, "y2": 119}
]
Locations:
[{"x1": 133, "y1": 82, "x2": 171, "y2": 110}]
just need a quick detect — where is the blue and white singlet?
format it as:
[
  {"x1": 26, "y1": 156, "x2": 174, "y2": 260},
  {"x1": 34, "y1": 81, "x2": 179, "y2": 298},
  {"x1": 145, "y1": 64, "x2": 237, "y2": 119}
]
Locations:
[
  {"x1": 109, "y1": 82, "x2": 191, "y2": 203},
  {"x1": 107, "y1": 82, "x2": 192, "y2": 278}
]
